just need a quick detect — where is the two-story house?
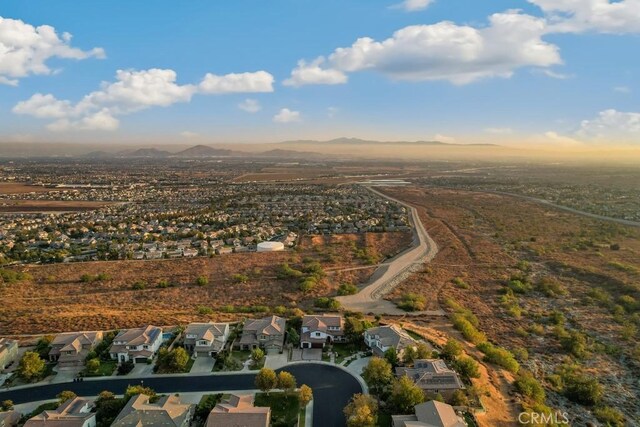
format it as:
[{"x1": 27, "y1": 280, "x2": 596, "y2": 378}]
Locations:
[
  {"x1": 300, "y1": 314, "x2": 345, "y2": 349},
  {"x1": 112, "y1": 394, "x2": 194, "y2": 427},
  {"x1": 183, "y1": 322, "x2": 230, "y2": 357},
  {"x1": 0, "y1": 338, "x2": 19, "y2": 371},
  {"x1": 237, "y1": 316, "x2": 286, "y2": 352},
  {"x1": 48, "y1": 331, "x2": 104, "y2": 368},
  {"x1": 395, "y1": 359, "x2": 465, "y2": 398},
  {"x1": 364, "y1": 324, "x2": 417, "y2": 359},
  {"x1": 24, "y1": 397, "x2": 96, "y2": 427},
  {"x1": 109, "y1": 325, "x2": 163, "y2": 364}
]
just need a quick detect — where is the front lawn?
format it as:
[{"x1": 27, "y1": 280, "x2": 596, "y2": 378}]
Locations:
[
  {"x1": 331, "y1": 343, "x2": 359, "y2": 364},
  {"x1": 83, "y1": 360, "x2": 117, "y2": 377},
  {"x1": 254, "y1": 392, "x2": 301, "y2": 427},
  {"x1": 213, "y1": 350, "x2": 250, "y2": 372}
]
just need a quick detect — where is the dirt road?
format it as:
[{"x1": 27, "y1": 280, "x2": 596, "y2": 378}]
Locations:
[{"x1": 336, "y1": 186, "x2": 442, "y2": 315}]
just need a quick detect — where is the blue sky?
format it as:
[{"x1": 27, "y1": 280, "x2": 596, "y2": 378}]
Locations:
[{"x1": 1, "y1": 0, "x2": 639, "y2": 145}]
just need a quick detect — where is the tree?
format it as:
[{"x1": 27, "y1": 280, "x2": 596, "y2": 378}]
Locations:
[
  {"x1": 343, "y1": 394, "x2": 378, "y2": 427},
  {"x1": 287, "y1": 328, "x2": 300, "y2": 346},
  {"x1": 0, "y1": 400, "x2": 14, "y2": 411},
  {"x1": 415, "y1": 342, "x2": 432, "y2": 359},
  {"x1": 402, "y1": 346, "x2": 417, "y2": 365},
  {"x1": 57, "y1": 390, "x2": 77, "y2": 405},
  {"x1": 441, "y1": 339, "x2": 463, "y2": 360},
  {"x1": 96, "y1": 391, "x2": 115, "y2": 402},
  {"x1": 449, "y1": 390, "x2": 469, "y2": 406},
  {"x1": 299, "y1": 384, "x2": 313, "y2": 407},
  {"x1": 124, "y1": 385, "x2": 156, "y2": 401},
  {"x1": 86, "y1": 358, "x2": 101, "y2": 374},
  {"x1": 514, "y1": 371, "x2": 545, "y2": 403},
  {"x1": 18, "y1": 351, "x2": 46, "y2": 382},
  {"x1": 255, "y1": 368, "x2": 277, "y2": 394},
  {"x1": 384, "y1": 347, "x2": 399, "y2": 367},
  {"x1": 251, "y1": 348, "x2": 265, "y2": 364},
  {"x1": 362, "y1": 357, "x2": 393, "y2": 395},
  {"x1": 453, "y1": 357, "x2": 481, "y2": 379},
  {"x1": 195, "y1": 275, "x2": 208, "y2": 286},
  {"x1": 170, "y1": 347, "x2": 190, "y2": 372},
  {"x1": 277, "y1": 371, "x2": 297, "y2": 394},
  {"x1": 390, "y1": 376, "x2": 425, "y2": 414}
]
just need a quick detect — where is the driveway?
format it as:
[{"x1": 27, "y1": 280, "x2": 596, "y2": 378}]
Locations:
[
  {"x1": 129, "y1": 363, "x2": 154, "y2": 376},
  {"x1": 290, "y1": 348, "x2": 322, "y2": 362},
  {"x1": 190, "y1": 357, "x2": 215, "y2": 374},
  {"x1": 50, "y1": 367, "x2": 81, "y2": 384},
  {"x1": 0, "y1": 363, "x2": 362, "y2": 427},
  {"x1": 264, "y1": 352, "x2": 288, "y2": 369}
]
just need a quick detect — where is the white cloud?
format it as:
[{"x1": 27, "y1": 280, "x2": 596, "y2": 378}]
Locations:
[
  {"x1": 433, "y1": 133, "x2": 456, "y2": 143},
  {"x1": 578, "y1": 109, "x2": 640, "y2": 142},
  {"x1": 613, "y1": 86, "x2": 631, "y2": 94},
  {"x1": 529, "y1": 0, "x2": 640, "y2": 34},
  {"x1": 283, "y1": 58, "x2": 348, "y2": 87},
  {"x1": 199, "y1": 71, "x2": 274, "y2": 94},
  {"x1": 181, "y1": 131, "x2": 199, "y2": 138},
  {"x1": 535, "y1": 69, "x2": 573, "y2": 79},
  {"x1": 0, "y1": 16, "x2": 104, "y2": 85},
  {"x1": 273, "y1": 108, "x2": 301, "y2": 123},
  {"x1": 238, "y1": 98, "x2": 262, "y2": 113},
  {"x1": 14, "y1": 68, "x2": 276, "y2": 131},
  {"x1": 393, "y1": 0, "x2": 434, "y2": 12},
  {"x1": 543, "y1": 131, "x2": 583, "y2": 146},
  {"x1": 13, "y1": 93, "x2": 73, "y2": 118},
  {"x1": 484, "y1": 127, "x2": 514, "y2": 134},
  {"x1": 289, "y1": 11, "x2": 561, "y2": 85}
]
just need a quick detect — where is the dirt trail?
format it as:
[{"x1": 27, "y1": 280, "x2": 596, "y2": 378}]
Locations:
[{"x1": 336, "y1": 186, "x2": 443, "y2": 315}]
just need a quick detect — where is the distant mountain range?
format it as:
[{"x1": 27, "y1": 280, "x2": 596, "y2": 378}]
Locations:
[
  {"x1": 0, "y1": 137, "x2": 500, "y2": 159},
  {"x1": 280, "y1": 137, "x2": 498, "y2": 147}
]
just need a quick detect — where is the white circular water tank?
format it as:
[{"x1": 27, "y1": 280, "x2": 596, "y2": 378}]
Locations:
[{"x1": 257, "y1": 241, "x2": 285, "y2": 252}]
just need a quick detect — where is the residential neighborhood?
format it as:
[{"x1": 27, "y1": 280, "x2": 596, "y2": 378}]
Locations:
[
  {"x1": 0, "y1": 313, "x2": 480, "y2": 427},
  {"x1": 0, "y1": 163, "x2": 409, "y2": 265}
]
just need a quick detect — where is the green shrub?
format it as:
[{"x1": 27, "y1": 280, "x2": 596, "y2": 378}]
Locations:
[
  {"x1": 477, "y1": 342, "x2": 519, "y2": 374},
  {"x1": 397, "y1": 293, "x2": 426, "y2": 312}
]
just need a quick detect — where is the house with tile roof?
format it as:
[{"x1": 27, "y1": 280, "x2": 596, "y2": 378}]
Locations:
[
  {"x1": 300, "y1": 314, "x2": 345, "y2": 349},
  {"x1": 184, "y1": 322, "x2": 230, "y2": 357},
  {"x1": 23, "y1": 397, "x2": 96, "y2": 427},
  {"x1": 109, "y1": 325, "x2": 163, "y2": 364},
  {"x1": 238, "y1": 316, "x2": 286, "y2": 352},
  {"x1": 0, "y1": 338, "x2": 18, "y2": 371},
  {"x1": 205, "y1": 394, "x2": 270, "y2": 427},
  {"x1": 392, "y1": 400, "x2": 466, "y2": 427},
  {"x1": 364, "y1": 324, "x2": 418, "y2": 358},
  {"x1": 48, "y1": 331, "x2": 103, "y2": 368},
  {"x1": 0, "y1": 410, "x2": 21, "y2": 427},
  {"x1": 111, "y1": 394, "x2": 194, "y2": 427},
  {"x1": 395, "y1": 359, "x2": 465, "y2": 398}
]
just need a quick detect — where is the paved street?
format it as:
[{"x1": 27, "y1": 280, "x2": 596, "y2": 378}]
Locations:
[{"x1": 0, "y1": 363, "x2": 362, "y2": 427}]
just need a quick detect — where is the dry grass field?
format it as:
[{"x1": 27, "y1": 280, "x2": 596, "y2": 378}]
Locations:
[
  {"x1": 381, "y1": 187, "x2": 640, "y2": 423},
  {"x1": 0, "y1": 183, "x2": 53, "y2": 194},
  {"x1": 0, "y1": 199, "x2": 115, "y2": 212},
  {"x1": 0, "y1": 231, "x2": 411, "y2": 335}
]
